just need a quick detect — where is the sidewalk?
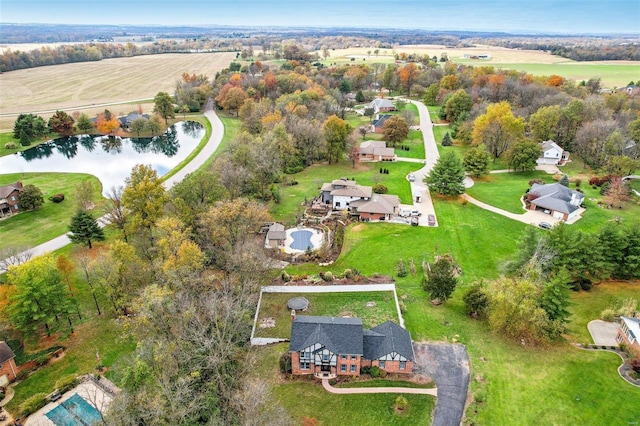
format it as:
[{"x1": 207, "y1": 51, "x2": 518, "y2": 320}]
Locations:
[{"x1": 321, "y1": 378, "x2": 437, "y2": 396}]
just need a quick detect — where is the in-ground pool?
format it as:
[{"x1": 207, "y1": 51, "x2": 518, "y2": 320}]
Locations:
[
  {"x1": 46, "y1": 393, "x2": 103, "y2": 426},
  {"x1": 290, "y1": 230, "x2": 314, "y2": 251}
]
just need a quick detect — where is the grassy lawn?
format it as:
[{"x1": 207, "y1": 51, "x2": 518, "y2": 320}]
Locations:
[
  {"x1": 394, "y1": 129, "x2": 425, "y2": 159},
  {"x1": 0, "y1": 173, "x2": 106, "y2": 249},
  {"x1": 570, "y1": 182, "x2": 640, "y2": 233},
  {"x1": 270, "y1": 160, "x2": 422, "y2": 224},
  {"x1": 0, "y1": 132, "x2": 53, "y2": 158},
  {"x1": 252, "y1": 343, "x2": 435, "y2": 426},
  {"x1": 254, "y1": 291, "x2": 398, "y2": 338},
  {"x1": 465, "y1": 171, "x2": 553, "y2": 213}
]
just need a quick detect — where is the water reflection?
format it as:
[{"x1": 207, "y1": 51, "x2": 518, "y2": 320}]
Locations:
[{"x1": 0, "y1": 122, "x2": 204, "y2": 195}]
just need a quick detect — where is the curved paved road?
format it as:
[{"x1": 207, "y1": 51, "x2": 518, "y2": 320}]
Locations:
[{"x1": 0, "y1": 105, "x2": 224, "y2": 272}]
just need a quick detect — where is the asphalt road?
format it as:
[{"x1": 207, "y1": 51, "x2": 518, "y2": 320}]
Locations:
[{"x1": 413, "y1": 342, "x2": 470, "y2": 426}]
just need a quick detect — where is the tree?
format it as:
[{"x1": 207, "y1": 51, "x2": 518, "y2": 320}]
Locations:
[
  {"x1": 528, "y1": 105, "x2": 561, "y2": 143},
  {"x1": 558, "y1": 174, "x2": 570, "y2": 187},
  {"x1": 355, "y1": 90, "x2": 365, "y2": 103},
  {"x1": 13, "y1": 113, "x2": 47, "y2": 142},
  {"x1": 441, "y1": 132, "x2": 452, "y2": 146},
  {"x1": 68, "y1": 210, "x2": 105, "y2": 249},
  {"x1": 604, "y1": 177, "x2": 630, "y2": 208},
  {"x1": 323, "y1": 115, "x2": 351, "y2": 164},
  {"x1": 381, "y1": 115, "x2": 409, "y2": 147},
  {"x1": 358, "y1": 126, "x2": 369, "y2": 140},
  {"x1": 463, "y1": 144, "x2": 492, "y2": 177},
  {"x1": 603, "y1": 155, "x2": 640, "y2": 177},
  {"x1": 153, "y1": 91, "x2": 175, "y2": 124},
  {"x1": 422, "y1": 255, "x2": 458, "y2": 303},
  {"x1": 19, "y1": 184, "x2": 44, "y2": 211},
  {"x1": 122, "y1": 164, "x2": 168, "y2": 241},
  {"x1": 629, "y1": 117, "x2": 640, "y2": 143},
  {"x1": 96, "y1": 111, "x2": 120, "y2": 135},
  {"x1": 444, "y1": 89, "x2": 473, "y2": 123},
  {"x1": 75, "y1": 113, "x2": 93, "y2": 134},
  {"x1": 5, "y1": 254, "x2": 75, "y2": 337},
  {"x1": 506, "y1": 140, "x2": 540, "y2": 172},
  {"x1": 398, "y1": 63, "x2": 418, "y2": 96},
  {"x1": 0, "y1": 245, "x2": 33, "y2": 271},
  {"x1": 472, "y1": 101, "x2": 525, "y2": 159},
  {"x1": 145, "y1": 115, "x2": 163, "y2": 136},
  {"x1": 463, "y1": 283, "x2": 489, "y2": 318},
  {"x1": 48, "y1": 110, "x2": 75, "y2": 136},
  {"x1": 425, "y1": 150, "x2": 466, "y2": 196},
  {"x1": 221, "y1": 86, "x2": 248, "y2": 117},
  {"x1": 129, "y1": 118, "x2": 147, "y2": 136},
  {"x1": 103, "y1": 186, "x2": 129, "y2": 242},
  {"x1": 75, "y1": 179, "x2": 95, "y2": 210},
  {"x1": 423, "y1": 83, "x2": 440, "y2": 106}
]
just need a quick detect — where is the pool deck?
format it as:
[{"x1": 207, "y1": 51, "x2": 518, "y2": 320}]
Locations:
[
  {"x1": 283, "y1": 227, "x2": 324, "y2": 254},
  {"x1": 24, "y1": 379, "x2": 113, "y2": 426}
]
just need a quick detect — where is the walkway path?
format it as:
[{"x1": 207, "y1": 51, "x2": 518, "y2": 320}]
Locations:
[
  {"x1": 0, "y1": 105, "x2": 224, "y2": 272},
  {"x1": 321, "y1": 378, "x2": 437, "y2": 396}
]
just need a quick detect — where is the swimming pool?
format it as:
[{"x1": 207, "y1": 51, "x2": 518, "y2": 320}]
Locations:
[
  {"x1": 46, "y1": 393, "x2": 103, "y2": 426},
  {"x1": 289, "y1": 230, "x2": 314, "y2": 251}
]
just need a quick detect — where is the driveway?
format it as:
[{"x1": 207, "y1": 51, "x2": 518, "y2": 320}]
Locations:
[
  {"x1": 413, "y1": 342, "x2": 470, "y2": 426},
  {"x1": 587, "y1": 320, "x2": 620, "y2": 346}
]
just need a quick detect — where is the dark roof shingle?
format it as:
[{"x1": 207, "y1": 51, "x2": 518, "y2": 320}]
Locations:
[{"x1": 0, "y1": 341, "x2": 16, "y2": 363}]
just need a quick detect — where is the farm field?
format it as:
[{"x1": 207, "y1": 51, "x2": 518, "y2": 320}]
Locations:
[
  {"x1": 317, "y1": 45, "x2": 638, "y2": 88},
  {"x1": 0, "y1": 51, "x2": 236, "y2": 130}
]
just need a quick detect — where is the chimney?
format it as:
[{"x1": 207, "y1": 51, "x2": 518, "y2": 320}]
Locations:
[
  {"x1": 16, "y1": 181, "x2": 23, "y2": 188},
  {"x1": 291, "y1": 309, "x2": 296, "y2": 321}
]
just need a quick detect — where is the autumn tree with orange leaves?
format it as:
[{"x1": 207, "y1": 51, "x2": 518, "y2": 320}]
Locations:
[
  {"x1": 96, "y1": 110, "x2": 120, "y2": 135},
  {"x1": 398, "y1": 63, "x2": 419, "y2": 96}
]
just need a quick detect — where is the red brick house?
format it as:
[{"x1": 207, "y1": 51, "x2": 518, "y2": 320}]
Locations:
[
  {"x1": 289, "y1": 316, "x2": 414, "y2": 378},
  {"x1": 358, "y1": 141, "x2": 396, "y2": 162},
  {"x1": 616, "y1": 316, "x2": 640, "y2": 356},
  {"x1": 0, "y1": 341, "x2": 17, "y2": 386},
  {"x1": 350, "y1": 194, "x2": 400, "y2": 221},
  {"x1": 0, "y1": 181, "x2": 23, "y2": 217}
]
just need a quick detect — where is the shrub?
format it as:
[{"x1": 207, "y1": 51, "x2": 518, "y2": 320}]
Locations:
[
  {"x1": 19, "y1": 392, "x2": 47, "y2": 416},
  {"x1": 372, "y1": 183, "x2": 388, "y2": 194},
  {"x1": 601, "y1": 308, "x2": 616, "y2": 321},
  {"x1": 281, "y1": 271, "x2": 291, "y2": 282},
  {"x1": 395, "y1": 396, "x2": 409, "y2": 411},
  {"x1": 474, "y1": 390, "x2": 486, "y2": 403},
  {"x1": 51, "y1": 193, "x2": 65, "y2": 203},
  {"x1": 399, "y1": 301, "x2": 407, "y2": 314},
  {"x1": 379, "y1": 369, "x2": 387, "y2": 378},
  {"x1": 631, "y1": 358, "x2": 640, "y2": 374},
  {"x1": 396, "y1": 258, "x2": 408, "y2": 277},
  {"x1": 35, "y1": 354, "x2": 49, "y2": 367},
  {"x1": 54, "y1": 374, "x2": 77, "y2": 394},
  {"x1": 279, "y1": 352, "x2": 292, "y2": 374},
  {"x1": 4, "y1": 142, "x2": 16, "y2": 149},
  {"x1": 16, "y1": 370, "x2": 29, "y2": 381},
  {"x1": 579, "y1": 280, "x2": 592, "y2": 291},
  {"x1": 322, "y1": 271, "x2": 334, "y2": 282},
  {"x1": 343, "y1": 269, "x2": 353, "y2": 279},
  {"x1": 369, "y1": 365, "x2": 380, "y2": 378},
  {"x1": 528, "y1": 179, "x2": 543, "y2": 186}
]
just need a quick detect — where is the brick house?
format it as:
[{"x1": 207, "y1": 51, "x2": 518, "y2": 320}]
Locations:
[
  {"x1": 616, "y1": 316, "x2": 640, "y2": 356},
  {"x1": 289, "y1": 316, "x2": 414, "y2": 378},
  {"x1": 358, "y1": 141, "x2": 396, "y2": 162},
  {"x1": 371, "y1": 114, "x2": 393, "y2": 133},
  {"x1": 0, "y1": 181, "x2": 23, "y2": 217},
  {"x1": 318, "y1": 179, "x2": 399, "y2": 221},
  {"x1": 0, "y1": 341, "x2": 18, "y2": 386},
  {"x1": 350, "y1": 194, "x2": 400, "y2": 221},
  {"x1": 368, "y1": 98, "x2": 396, "y2": 114},
  {"x1": 527, "y1": 182, "x2": 584, "y2": 221}
]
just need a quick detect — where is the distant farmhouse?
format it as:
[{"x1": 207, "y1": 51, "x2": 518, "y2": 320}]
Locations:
[
  {"x1": 289, "y1": 316, "x2": 414, "y2": 378},
  {"x1": 527, "y1": 182, "x2": 584, "y2": 221},
  {"x1": 0, "y1": 181, "x2": 23, "y2": 217},
  {"x1": 537, "y1": 140, "x2": 570, "y2": 166}
]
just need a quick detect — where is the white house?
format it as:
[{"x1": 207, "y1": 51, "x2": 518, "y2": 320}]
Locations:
[
  {"x1": 320, "y1": 179, "x2": 372, "y2": 210},
  {"x1": 537, "y1": 140, "x2": 570, "y2": 165}
]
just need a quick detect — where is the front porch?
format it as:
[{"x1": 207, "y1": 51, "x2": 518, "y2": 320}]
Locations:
[{"x1": 314, "y1": 371, "x2": 337, "y2": 379}]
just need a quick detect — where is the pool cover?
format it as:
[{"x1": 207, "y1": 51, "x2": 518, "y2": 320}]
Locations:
[
  {"x1": 46, "y1": 393, "x2": 103, "y2": 426},
  {"x1": 289, "y1": 230, "x2": 314, "y2": 251}
]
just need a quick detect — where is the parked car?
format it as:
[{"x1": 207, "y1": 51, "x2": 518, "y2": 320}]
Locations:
[
  {"x1": 411, "y1": 216, "x2": 419, "y2": 226},
  {"x1": 408, "y1": 173, "x2": 415, "y2": 182},
  {"x1": 538, "y1": 221, "x2": 552, "y2": 229},
  {"x1": 427, "y1": 214, "x2": 436, "y2": 226},
  {"x1": 410, "y1": 210, "x2": 422, "y2": 217}
]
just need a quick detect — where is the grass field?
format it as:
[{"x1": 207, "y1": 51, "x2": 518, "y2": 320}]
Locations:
[
  {"x1": 254, "y1": 291, "x2": 398, "y2": 338},
  {"x1": 465, "y1": 171, "x2": 554, "y2": 213},
  {"x1": 0, "y1": 52, "x2": 236, "y2": 131},
  {"x1": 0, "y1": 173, "x2": 105, "y2": 249}
]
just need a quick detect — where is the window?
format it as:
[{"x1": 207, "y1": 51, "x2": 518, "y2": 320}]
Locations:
[
  {"x1": 341, "y1": 354, "x2": 347, "y2": 359},
  {"x1": 14, "y1": 204, "x2": 19, "y2": 210},
  {"x1": 350, "y1": 364, "x2": 356, "y2": 373},
  {"x1": 379, "y1": 360, "x2": 385, "y2": 368},
  {"x1": 322, "y1": 354, "x2": 329, "y2": 362},
  {"x1": 300, "y1": 362, "x2": 310, "y2": 370},
  {"x1": 341, "y1": 365, "x2": 346, "y2": 372},
  {"x1": 400, "y1": 361, "x2": 406, "y2": 370},
  {"x1": 300, "y1": 351, "x2": 309, "y2": 359},
  {"x1": 335, "y1": 202, "x2": 341, "y2": 208},
  {"x1": 10, "y1": 196, "x2": 16, "y2": 201}
]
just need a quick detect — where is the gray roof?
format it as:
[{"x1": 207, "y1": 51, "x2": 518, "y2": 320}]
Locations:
[
  {"x1": 266, "y1": 222, "x2": 286, "y2": 241},
  {"x1": 321, "y1": 180, "x2": 372, "y2": 198},
  {"x1": 350, "y1": 194, "x2": 399, "y2": 214},
  {"x1": 364, "y1": 321, "x2": 415, "y2": 361},
  {"x1": 529, "y1": 183, "x2": 584, "y2": 215},
  {"x1": 372, "y1": 114, "x2": 393, "y2": 127},
  {"x1": 370, "y1": 98, "x2": 395, "y2": 110},
  {"x1": 290, "y1": 316, "x2": 364, "y2": 355},
  {"x1": 0, "y1": 182, "x2": 22, "y2": 199},
  {"x1": 0, "y1": 341, "x2": 15, "y2": 363}
]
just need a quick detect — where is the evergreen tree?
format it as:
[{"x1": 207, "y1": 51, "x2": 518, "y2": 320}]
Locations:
[
  {"x1": 422, "y1": 255, "x2": 458, "y2": 303},
  {"x1": 68, "y1": 210, "x2": 105, "y2": 249},
  {"x1": 441, "y1": 132, "x2": 452, "y2": 146},
  {"x1": 558, "y1": 174, "x2": 570, "y2": 187},
  {"x1": 425, "y1": 151, "x2": 466, "y2": 196}
]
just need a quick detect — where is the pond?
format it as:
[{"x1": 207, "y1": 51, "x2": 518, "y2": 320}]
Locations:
[{"x1": 0, "y1": 121, "x2": 204, "y2": 194}]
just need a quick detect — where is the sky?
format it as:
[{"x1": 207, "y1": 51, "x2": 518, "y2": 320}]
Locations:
[{"x1": 1, "y1": 0, "x2": 639, "y2": 34}]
